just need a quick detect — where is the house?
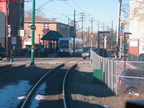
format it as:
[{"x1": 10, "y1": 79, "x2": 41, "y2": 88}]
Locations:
[{"x1": 23, "y1": 16, "x2": 74, "y2": 50}]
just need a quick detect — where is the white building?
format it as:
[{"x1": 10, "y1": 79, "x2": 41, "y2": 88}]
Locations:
[{"x1": 129, "y1": 0, "x2": 144, "y2": 56}]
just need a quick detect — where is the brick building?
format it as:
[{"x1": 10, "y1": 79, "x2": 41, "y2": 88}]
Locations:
[
  {"x1": 0, "y1": 0, "x2": 24, "y2": 56},
  {"x1": 23, "y1": 16, "x2": 74, "y2": 48}
]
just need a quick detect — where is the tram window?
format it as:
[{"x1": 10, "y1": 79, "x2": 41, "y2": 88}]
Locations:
[
  {"x1": 76, "y1": 44, "x2": 79, "y2": 48},
  {"x1": 69, "y1": 43, "x2": 73, "y2": 48},
  {"x1": 76, "y1": 43, "x2": 83, "y2": 48},
  {"x1": 60, "y1": 41, "x2": 69, "y2": 48}
]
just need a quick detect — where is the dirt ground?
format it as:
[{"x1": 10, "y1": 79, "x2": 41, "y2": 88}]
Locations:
[{"x1": 69, "y1": 61, "x2": 144, "y2": 108}]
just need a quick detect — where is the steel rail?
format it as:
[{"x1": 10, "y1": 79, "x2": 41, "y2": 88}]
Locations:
[
  {"x1": 62, "y1": 63, "x2": 78, "y2": 108},
  {"x1": 20, "y1": 63, "x2": 64, "y2": 108},
  {"x1": 19, "y1": 59, "x2": 82, "y2": 108}
]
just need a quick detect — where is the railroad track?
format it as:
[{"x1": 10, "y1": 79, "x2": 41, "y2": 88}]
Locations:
[
  {"x1": 19, "y1": 59, "x2": 83, "y2": 108},
  {"x1": 0, "y1": 64, "x2": 26, "y2": 73}
]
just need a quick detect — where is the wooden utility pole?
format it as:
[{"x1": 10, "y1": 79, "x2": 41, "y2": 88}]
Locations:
[
  {"x1": 116, "y1": 0, "x2": 122, "y2": 58},
  {"x1": 80, "y1": 13, "x2": 85, "y2": 41},
  {"x1": 90, "y1": 17, "x2": 95, "y2": 35},
  {"x1": 90, "y1": 17, "x2": 94, "y2": 47},
  {"x1": 73, "y1": 10, "x2": 76, "y2": 56}
]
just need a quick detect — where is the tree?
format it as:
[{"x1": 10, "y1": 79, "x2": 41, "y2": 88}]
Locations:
[
  {"x1": 24, "y1": 9, "x2": 32, "y2": 17},
  {"x1": 24, "y1": 8, "x2": 45, "y2": 17}
]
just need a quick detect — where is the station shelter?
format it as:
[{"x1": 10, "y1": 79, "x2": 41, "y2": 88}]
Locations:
[{"x1": 41, "y1": 30, "x2": 63, "y2": 53}]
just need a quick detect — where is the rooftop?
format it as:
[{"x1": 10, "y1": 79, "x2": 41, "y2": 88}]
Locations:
[{"x1": 24, "y1": 16, "x2": 58, "y2": 23}]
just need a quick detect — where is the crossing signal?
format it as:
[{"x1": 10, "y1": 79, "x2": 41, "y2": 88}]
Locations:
[
  {"x1": 122, "y1": 35, "x2": 124, "y2": 41},
  {"x1": 91, "y1": 34, "x2": 94, "y2": 38},
  {"x1": 121, "y1": 22, "x2": 125, "y2": 30}
]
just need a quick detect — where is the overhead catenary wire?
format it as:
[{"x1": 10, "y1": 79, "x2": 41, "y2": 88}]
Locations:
[
  {"x1": 26, "y1": 0, "x2": 130, "y2": 32},
  {"x1": 68, "y1": 0, "x2": 114, "y2": 31},
  {"x1": 36, "y1": 0, "x2": 54, "y2": 11},
  {"x1": 26, "y1": 0, "x2": 67, "y2": 22},
  {"x1": 27, "y1": 0, "x2": 107, "y2": 29},
  {"x1": 71, "y1": 0, "x2": 86, "y2": 13}
]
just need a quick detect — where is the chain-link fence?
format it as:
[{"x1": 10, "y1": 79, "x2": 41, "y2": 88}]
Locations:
[{"x1": 90, "y1": 50, "x2": 144, "y2": 95}]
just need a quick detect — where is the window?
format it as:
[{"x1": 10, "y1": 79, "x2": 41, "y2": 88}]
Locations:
[
  {"x1": 28, "y1": 23, "x2": 32, "y2": 28},
  {"x1": 43, "y1": 23, "x2": 49, "y2": 30},
  {"x1": 28, "y1": 34, "x2": 32, "y2": 38},
  {"x1": 60, "y1": 41, "x2": 69, "y2": 48},
  {"x1": 60, "y1": 25, "x2": 66, "y2": 31}
]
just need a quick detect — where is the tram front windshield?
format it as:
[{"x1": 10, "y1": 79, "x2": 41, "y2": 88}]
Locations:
[{"x1": 60, "y1": 41, "x2": 69, "y2": 48}]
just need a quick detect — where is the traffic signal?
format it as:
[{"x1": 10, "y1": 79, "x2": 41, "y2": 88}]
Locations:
[
  {"x1": 122, "y1": 35, "x2": 125, "y2": 41},
  {"x1": 91, "y1": 34, "x2": 94, "y2": 38},
  {"x1": 121, "y1": 22, "x2": 125, "y2": 30}
]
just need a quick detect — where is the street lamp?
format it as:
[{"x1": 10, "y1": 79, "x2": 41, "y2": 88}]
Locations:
[{"x1": 124, "y1": 32, "x2": 132, "y2": 69}]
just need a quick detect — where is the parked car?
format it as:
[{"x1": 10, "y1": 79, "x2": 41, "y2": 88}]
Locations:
[
  {"x1": 0, "y1": 47, "x2": 7, "y2": 60},
  {"x1": 93, "y1": 48, "x2": 108, "y2": 57},
  {"x1": 81, "y1": 50, "x2": 90, "y2": 59},
  {"x1": 118, "y1": 69, "x2": 144, "y2": 95}
]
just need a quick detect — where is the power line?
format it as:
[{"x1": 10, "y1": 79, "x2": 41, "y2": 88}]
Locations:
[
  {"x1": 71, "y1": 0, "x2": 86, "y2": 13},
  {"x1": 66, "y1": 0, "x2": 112, "y2": 31},
  {"x1": 26, "y1": 0, "x2": 70, "y2": 23},
  {"x1": 63, "y1": 1, "x2": 75, "y2": 10},
  {"x1": 26, "y1": 0, "x2": 112, "y2": 32},
  {"x1": 36, "y1": 0, "x2": 54, "y2": 11}
]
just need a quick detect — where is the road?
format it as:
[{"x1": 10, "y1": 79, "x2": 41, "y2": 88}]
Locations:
[{"x1": 0, "y1": 57, "x2": 85, "y2": 66}]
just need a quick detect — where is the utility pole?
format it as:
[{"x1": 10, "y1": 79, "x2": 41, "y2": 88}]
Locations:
[
  {"x1": 90, "y1": 17, "x2": 94, "y2": 47},
  {"x1": 103, "y1": 23, "x2": 105, "y2": 56},
  {"x1": 62, "y1": 14, "x2": 71, "y2": 38},
  {"x1": 30, "y1": 0, "x2": 36, "y2": 66},
  {"x1": 88, "y1": 26, "x2": 90, "y2": 46},
  {"x1": 116, "y1": 0, "x2": 122, "y2": 58},
  {"x1": 97, "y1": 21, "x2": 99, "y2": 31},
  {"x1": 96, "y1": 21, "x2": 99, "y2": 47},
  {"x1": 68, "y1": 18, "x2": 70, "y2": 38},
  {"x1": 80, "y1": 13, "x2": 85, "y2": 41},
  {"x1": 111, "y1": 20, "x2": 114, "y2": 48},
  {"x1": 90, "y1": 17, "x2": 94, "y2": 34},
  {"x1": 73, "y1": 10, "x2": 76, "y2": 56}
]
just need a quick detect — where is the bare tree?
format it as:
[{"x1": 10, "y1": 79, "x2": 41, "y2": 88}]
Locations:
[
  {"x1": 24, "y1": 8, "x2": 45, "y2": 17},
  {"x1": 25, "y1": 9, "x2": 32, "y2": 17}
]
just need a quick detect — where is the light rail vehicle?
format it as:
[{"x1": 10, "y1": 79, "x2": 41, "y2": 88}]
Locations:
[{"x1": 58, "y1": 38, "x2": 83, "y2": 56}]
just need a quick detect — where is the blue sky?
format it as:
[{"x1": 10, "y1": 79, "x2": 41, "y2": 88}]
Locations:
[{"x1": 25, "y1": 0, "x2": 130, "y2": 32}]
